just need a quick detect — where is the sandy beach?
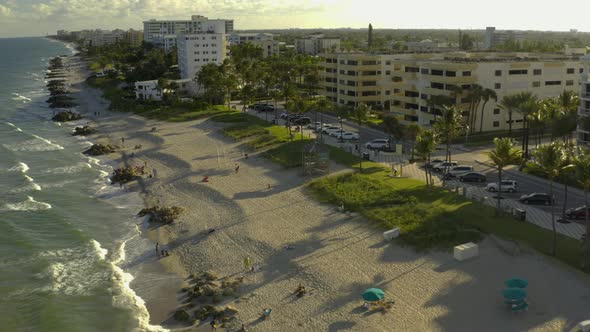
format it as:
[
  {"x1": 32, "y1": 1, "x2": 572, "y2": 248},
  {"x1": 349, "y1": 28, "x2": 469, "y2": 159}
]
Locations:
[{"x1": 63, "y1": 56, "x2": 590, "y2": 332}]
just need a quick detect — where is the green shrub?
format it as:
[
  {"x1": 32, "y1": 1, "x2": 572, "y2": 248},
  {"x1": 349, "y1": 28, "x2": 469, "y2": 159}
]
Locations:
[
  {"x1": 173, "y1": 310, "x2": 190, "y2": 321},
  {"x1": 137, "y1": 206, "x2": 184, "y2": 224}
]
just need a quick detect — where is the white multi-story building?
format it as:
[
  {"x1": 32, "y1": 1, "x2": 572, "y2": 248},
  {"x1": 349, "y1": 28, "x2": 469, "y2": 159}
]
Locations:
[
  {"x1": 320, "y1": 52, "x2": 583, "y2": 132},
  {"x1": 296, "y1": 34, "x2": 340, "y2": 55},
  {"x1": 578, "y1": 56, "x2": 590, "y2": 146},
  {"x1": 227, "y1": 33, "x2": 279, "y2": 57},
  {"x1": 143, "y1": 15, "x2": 234, "y2": 49},
  {"x1": 134, "y1": 79, "x2": 196, "y2": 101},
  {"x1": 177, "y1": 32, "x2": 228, "y2": 80}
]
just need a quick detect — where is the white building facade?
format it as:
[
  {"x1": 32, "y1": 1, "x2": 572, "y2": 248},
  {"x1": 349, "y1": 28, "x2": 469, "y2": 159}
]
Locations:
[
  {"x1": 177, "y1": 32, "x2": 228, "y2": 80},
  {"x1": 143, "y1": 15, "x2": 233, "y2": 49},
  {"x1": 296, "y1": 35, "x2": 340, "y2": 55},
  {"x1": 134, "y1": 79, "x2": 196, "y2": 101},
  {"x1": 227, "y1": 33, "x2": 279, "y2": 57}
]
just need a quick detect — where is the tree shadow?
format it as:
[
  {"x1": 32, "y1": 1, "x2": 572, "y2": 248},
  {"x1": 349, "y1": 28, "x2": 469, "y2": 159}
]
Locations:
[{"x1": 328, "y1": 320, "x2": 356, "y2": 331}]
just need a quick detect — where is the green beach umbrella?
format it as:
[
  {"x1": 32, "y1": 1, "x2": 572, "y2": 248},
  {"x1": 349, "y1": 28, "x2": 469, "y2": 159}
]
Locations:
[
  {"x1": 502, "y1": 287, "x2": 527, "y2": 301},
  {"x1": 362, "y1": 288, "x2": 385, "y2": 302},
  {"x1": 504, "y1": 278, "x2": 528, "y2": 288}
]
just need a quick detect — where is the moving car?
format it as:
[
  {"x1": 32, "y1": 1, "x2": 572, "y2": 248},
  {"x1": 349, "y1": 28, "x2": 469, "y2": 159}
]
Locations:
[
  {"x1": 365, "y1": 139, "x2": 390, "y2": 150},
  {"x1": 458, "y1": 172, "x2": 487, "y2": 183},
  {"x1": 426, "y1": 159, "x2": 444, "y2": 169},
  {"x1": 322, "y1": 126, "x2": 341, "y2": 135},
  {"x1": 565, "y1": 206, "x2": 590, "y2": 220},
  {"x1": 308, "y1": 122, "x2": 322, "y2": 130},
  {"x1": 338, "y1": 132, "x2": 359, "y2": 140},
  {"x1": 432, "y1": 161, "x2": 458, "y2": 172},
  {"x1": 486, "y1": 180, "x2": 518, "y2": 193},
  {"x1": 447, "y1": 165, "x2": 474, "y2": 177},
  {"x1": 519, "y1": 193, "x2": 553, "y2": 205}
]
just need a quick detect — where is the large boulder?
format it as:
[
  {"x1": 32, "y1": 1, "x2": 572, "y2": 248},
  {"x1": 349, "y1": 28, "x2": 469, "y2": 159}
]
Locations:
[
  {"x1": 52, "y1": 110, "x2": 81, "y2": 122},
  {"x1": 83, "y1": 144, "x2": 116, "y2": 156},
  {"x1": 72, "y1": 126, "x2": 97, "y2": 136}
]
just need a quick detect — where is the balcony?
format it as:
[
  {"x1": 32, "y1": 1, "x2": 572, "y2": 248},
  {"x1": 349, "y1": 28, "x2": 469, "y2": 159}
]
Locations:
[
  {"x1": 399, "y1": 71, "x2": 418, "y2": 80},
  {"x1": 581, "y1": 92, "x2": 590, "y2": 100},
  {"x1": 392, "y1": 95, "x2": 418, "y2": 104},
  {"x1": 423, "y1": 74, "x2": 477, "y2": 85},
  {"x1": 579, "y1": 107, "x2": 590, "y2": 116}
]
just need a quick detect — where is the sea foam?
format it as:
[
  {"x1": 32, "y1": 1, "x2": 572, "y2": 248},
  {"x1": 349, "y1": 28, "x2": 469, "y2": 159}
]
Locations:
[
  {"x1": 45, "y1": 162, "x2": 92, "y2": 174},
  {"x1": 3, "y1": 196, "x2": 51, "y2": 211},
  {"x1": 3, "y1": 135, "x2": 64, "y2": 152},
  {"x1": 8, "y1": 162, "x2": 30, "y2": 173},
  {"x1": 5, "y1": 122, "x2": 23, "y2": 132}
]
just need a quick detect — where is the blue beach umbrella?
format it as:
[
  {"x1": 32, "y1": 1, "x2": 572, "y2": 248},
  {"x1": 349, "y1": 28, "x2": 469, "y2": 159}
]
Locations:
[
  {"x1": 504, "y1": 278, "x2": 528, "y2": 288},
  {"x1": 502, "y1": 287, "x2": 527, "y2": 301},
  {"x1": 362, "y1": 288, "x2": 385, "y2": 302}
]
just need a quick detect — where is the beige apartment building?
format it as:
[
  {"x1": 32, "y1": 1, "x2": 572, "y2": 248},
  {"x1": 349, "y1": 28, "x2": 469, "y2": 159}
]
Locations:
[
  {"x1": 320, "y1": 52, "x2": 583, "y2": 132},
  {"x1": 577, "y1": 55, "x2": 590, "y2": 146}
]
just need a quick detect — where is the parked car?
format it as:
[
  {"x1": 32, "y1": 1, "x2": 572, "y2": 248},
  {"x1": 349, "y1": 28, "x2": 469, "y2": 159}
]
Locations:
[
  {"x1": 279, "y1": 112, "x2": 290, "y2": 119},
  {"x1": 565, "y1": 206, "x2": 590, "y2": 220},
  {"x1": 288, "y1": 114, "x2": 304, "y2": 122},
  {"x1": 293, "y1": 117, "x2": 311, "y2": 125},
  {"x1": 447, "y1": 165, "x2": 474, "y2": 177},
  {"x1": 519, "y1": 193, "x2": 553, "y2": 205},
  {"x1": 432, "y1": 161, "x2": 458, "y2": 172},
  {"x1": 486, "y1": 180, "x2": 518, "y2": 193},
  {"x1": 458, "y1": 172, "x2": 487, "y2": 183},
  {"x1": 426, "y1": 159, "x2": 444, "y2": 169},
  {"x1": 338, "y1": 132, "x2": 359, "y2": 140},
  {"x1": 259, "y1": 105, "x2": 275, "y2": 112},
  {"x1": 322, "y1": 126, "x2": 341, "y2": 135},
  {"x1": 251, "y1": 103, "x2": 270, "y2": 111},
  {"x1": 329, "y1": 129, "x2": 346, "y2": 137},
  {"x1": 365, "y1": 139, "x2": 390, "y2": 150}
]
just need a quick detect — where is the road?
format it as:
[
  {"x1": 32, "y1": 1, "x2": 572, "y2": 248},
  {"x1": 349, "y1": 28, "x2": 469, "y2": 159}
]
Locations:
[{"x1": 236, "y1": 101, "x2": 587, "y2": 220}]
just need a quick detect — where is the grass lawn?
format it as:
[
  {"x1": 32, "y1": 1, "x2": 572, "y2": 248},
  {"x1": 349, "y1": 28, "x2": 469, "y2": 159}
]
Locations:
[
  {"x1": 308, "y1": 165, "x2": 590, "y2": 272},
  {"x1": 87, "y1": 77, "x2": 231, "y2": 122}
]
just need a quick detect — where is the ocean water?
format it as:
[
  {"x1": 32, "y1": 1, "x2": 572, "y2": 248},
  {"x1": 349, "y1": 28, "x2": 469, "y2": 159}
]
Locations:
[{"x1": 0, "y1": 38, "x2": 162, "y2": 331}]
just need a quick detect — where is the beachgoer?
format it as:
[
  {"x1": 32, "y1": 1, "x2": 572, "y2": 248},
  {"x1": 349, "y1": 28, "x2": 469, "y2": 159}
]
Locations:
[
  {"x1": 234, "y1": 164, "x2": 240, "y2": 174},
  {"x1": 393, "y1": 167, "x2": 398, "y2": 177},
  {"x1": 153, "y1": 169, "x2": 157, "y2": 178},
  {"x1": 207, "y1": 228, "x2": 216, "y2": 234},
  {"x1": 238, "y1": 324, "x2": 247, "y2": 332},
  {"x1": 161, "y1": 249, "x2": 166, "y2": 257},
  {"x1": 155, "y1": 242, "x2": 159, "y2": 257},
  {"x1": 244, "y1": 153, "x2": 248, "y2": 159},
  {"x1": 121, "y1": 137, "x2": 125, "y2": 146},
  {"x1": 262, "y1": 308, "x2": 272, "y2": 319},
  {"x1": 210, "y1": 319, "x2": 216, "y2": 330}
]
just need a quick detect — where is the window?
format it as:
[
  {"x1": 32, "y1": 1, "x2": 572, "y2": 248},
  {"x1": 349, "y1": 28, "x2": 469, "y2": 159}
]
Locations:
[
  {"x1": 385, "y1": 70, "x2": 391, "y2": 75},
  {"x1": 421, "y1": 68, "x2": 429, "y2": 74},
  {"x1": 462, "y1": 71, "x2": 471, "y2": 76},
  {"x1": 508, "y1": 69, "x2": 528, "y2": 75},
  {"x1": 545, "y1": 81, "x2": 561, "y2": 86},
  {"x1": 493, "y1": 121, "x2": 500, "y2": 127},
  {"x1": 385, "y1": 90, "x2": 391, "y2": 95},
  {"x1": 431, "y1": 69, "x2": 443, "y2": 76},
  {"x1": 566, "y1": 80, "x2": 574, "y2": 86},
  {"x1": 532, "y1": 81, "x2": 540, "y2": 87},
  {"x1": 567, "y1": 68, "x2": 575, "y2": 74},
  {"x1": 580, "y1": 68, "x2": 584, "y2": 74},
  {"x1": 533, "y1": 69, "x2": 542, "y2": 75},
  {"x1": 495, "y1": 70, "x2": 502, "y2": 76},
  {"x1": 445, "y1": 71, "x2": 456, "y2": 77},
  {"x1": 494, "y1": 83, "x2": 501, "y2": 89},
  {"x1": 493, "y1": 108, "x2": 500, "y2": 114},
  {"x1": 385, "y1": 61, "x2": 391, "y2": 65},
  {"x1": 212, "y1": 51, "x2": 217, "y2": 54},
  {"x1": 211, "y1": 36, "x2": 216, "y2": 40},
  {"x1": 405, "y1": 66, "x2": 419, "y2": 73}
]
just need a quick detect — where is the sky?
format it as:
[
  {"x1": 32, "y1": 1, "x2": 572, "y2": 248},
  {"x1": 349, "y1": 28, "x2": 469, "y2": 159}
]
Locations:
[{"x1": 0, "y1": 0, "x2": 588, "y2": 37}]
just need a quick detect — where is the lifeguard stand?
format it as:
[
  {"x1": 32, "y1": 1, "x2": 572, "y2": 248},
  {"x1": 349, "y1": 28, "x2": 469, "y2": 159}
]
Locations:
[{"x1": 302, "y1": 141, "x2": 330, "y2": 175}]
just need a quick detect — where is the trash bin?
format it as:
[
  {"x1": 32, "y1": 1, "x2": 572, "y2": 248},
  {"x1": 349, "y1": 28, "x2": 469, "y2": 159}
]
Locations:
[
  {"x1": 362, "y1": 152, "x2": 370, "y2": 161},
  {"x1": 514, "y1": 208, "x2": 526, "y2": 221}
]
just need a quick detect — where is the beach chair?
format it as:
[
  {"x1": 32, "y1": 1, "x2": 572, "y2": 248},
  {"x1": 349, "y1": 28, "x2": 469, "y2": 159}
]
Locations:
[{"x1": 511, "y1": 301, "x2": 528, "y2": 313}]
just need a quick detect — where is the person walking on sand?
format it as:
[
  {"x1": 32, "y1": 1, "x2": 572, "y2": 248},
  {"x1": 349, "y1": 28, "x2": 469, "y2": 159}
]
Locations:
[
  {"x1": 155, "y1": 242, "x2": 159, "y2": 257},
  {"x1": 121, "y1": 137, "x2": 125, "y2": 147},
  {"x1": 244, "y1": 256, "x2": 251, "y2": 271},
  {"x1": 234, "y1": 163, "x2": 240, "y2": 174}
]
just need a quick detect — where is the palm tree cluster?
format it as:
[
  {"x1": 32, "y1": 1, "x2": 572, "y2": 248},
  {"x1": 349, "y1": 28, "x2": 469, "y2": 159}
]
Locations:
[{"x1": 196, "y1": 44, "x2": 321, "y2": 113}]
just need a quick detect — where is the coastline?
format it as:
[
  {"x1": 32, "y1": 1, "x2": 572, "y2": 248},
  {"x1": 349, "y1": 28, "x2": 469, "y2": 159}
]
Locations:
[
  {"x1": 62, "y1": 50, "x2": 590, "y2": 331},
  {"x1": 62, "y1": 53, "x2": 187, "y2": 329}
]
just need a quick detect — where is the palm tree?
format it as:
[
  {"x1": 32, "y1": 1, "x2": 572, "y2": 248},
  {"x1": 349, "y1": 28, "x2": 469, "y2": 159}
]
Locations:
[
  {"x1": 487, "y1": 138, "x2": 522, "y2": 215},
  {"x1": 499, "y1": 94, "x2": 521, "y2": 135},
  {"x1": 314, "y1": 97, "x2": 331, "y2": 142},
  {"x1": 515, "y1": 93, "x2": 538, "y2": 160},
  {"x1": 404, "y1": 123, "x2": 422, "y2": 161},
  {"x1": 467, "y1": 84, "x2": 483, "y2": 133},
  {"x1": 352, "y1": 103, "x2": 370, "y2": 172},
  {"x1": 532, "y1": 142, "x2": 574, "y2": 256},
  {"x1": 415, "y1": 129, "x2": 438, "y2": 187},
  {"x1": 219, "y1": 59, "x2": 238, "y2": 110},
  {"x1": 478, "y1": 88, "x2": 498, "y2": 133},
  {"x1": 285, "y1": 96, "x2": 307, "y2": 141},
  {"x1": 382, "y1": 115, "x2": 404, "y2": 151},
  {"x1": 434, "y1": 105, "x2": 463, "y2": 167},
  {"x1": 574, "y1": 149, "x2": 590, "y2": 268}
]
